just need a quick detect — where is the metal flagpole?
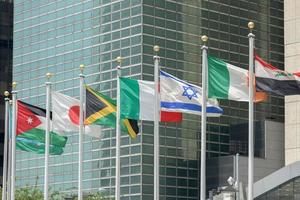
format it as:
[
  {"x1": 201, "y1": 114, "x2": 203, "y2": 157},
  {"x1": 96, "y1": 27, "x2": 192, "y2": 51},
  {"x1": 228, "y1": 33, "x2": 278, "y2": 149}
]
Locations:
[
  {"x1": 44, "y1": 73, "x2": 52, "y2": 200},
  {"x1": 11, "y1": 82, "x2": 17, "y2": 200},
  {"x1": 200, "y1": 35, "x2": 208, "y2": 200},
  {"x1": 78, "y1": 64, "x2": 85, "y2": 200},
  {"x1": 2, "y1": 91, "x2": 10, "y2": 200},
  {"x1": 153, "y1": 45, "x2": 160, "y2": 200},
  {"x1": 115, "y1": 56, "x2": 122, "y2": 200},
  {"x1": 247, "y1": 21, "x2": 255, "y2": 200},
  {"x1": 236, "y1": 153, "x2": 240, "y2": 200},
  {"x1": 7, "y1": 100, "x2": 12, "y2": 200}
]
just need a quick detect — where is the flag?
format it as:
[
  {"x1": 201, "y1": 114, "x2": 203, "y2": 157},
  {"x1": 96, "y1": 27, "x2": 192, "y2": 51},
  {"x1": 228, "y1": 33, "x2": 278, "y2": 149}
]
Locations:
[
  {"x1": 85, "y1": 86, "x2": 139, "y2": 139},
  {"x1": 52, "y1": 92, "x2": 102, "y2": 138},
  {"x1": 160, "y1": 70, "x2": 223, "y2": 116},
  {"x1": 119, "y1": 77, "x2": 182, "y2": 121},
  {"x1": 16, "y1": 101, "x2": 67, "y2": 155},
  {"x1": 255, "y1": 55, "x2": 300, "y2": 96},
  {"x1": 208, "y1": 56, "x2": 267, "y2": 102}
]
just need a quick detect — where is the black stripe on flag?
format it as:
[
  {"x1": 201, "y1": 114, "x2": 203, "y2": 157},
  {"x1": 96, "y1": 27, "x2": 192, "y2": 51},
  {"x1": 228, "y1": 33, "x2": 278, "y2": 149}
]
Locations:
[
  {"x1": 256, "y1": 77, "x2": 300, "y2": 96},
  {"x1": 19, "y1": 101, "x2": 52, "y2": 119}
]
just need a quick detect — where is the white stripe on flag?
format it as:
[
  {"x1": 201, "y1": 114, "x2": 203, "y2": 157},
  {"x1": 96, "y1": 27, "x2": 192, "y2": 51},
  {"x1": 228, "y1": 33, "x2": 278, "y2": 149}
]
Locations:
[
  {"x1": 160, "y1": 71, "x2": 223, "y2": 116},
  {"x1": 139, "y1": 81, "x2": 155, "y2": 120}
]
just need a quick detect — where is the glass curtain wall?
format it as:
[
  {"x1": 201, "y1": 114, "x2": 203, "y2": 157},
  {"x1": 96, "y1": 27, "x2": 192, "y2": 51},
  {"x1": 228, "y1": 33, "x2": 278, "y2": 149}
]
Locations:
[{"x1": 13, "y1": 0, "x2": 283, "y2": 199}]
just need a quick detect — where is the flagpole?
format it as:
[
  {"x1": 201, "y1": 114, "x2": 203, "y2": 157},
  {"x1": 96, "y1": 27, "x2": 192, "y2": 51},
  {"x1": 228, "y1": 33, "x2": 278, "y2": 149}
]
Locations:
[
  {"x1": 2, "y1": 91, "x2": 10, "y2": 200},
  {"x1": 115, "y1": 56, "x2": 122, "y2": 200},
  {"x1": 44, "y1": 73, "x2": 52, "y2": 200},
  {"x1": 153, "y1": 45, "x2": 160, "y2": 200},
  {"x1": 200, "y1": 35, "x2": 208, "y2": 200},
  {"x1": 10, "y1": 82, "x2": 17, "y2": 200},
  {"x1": 7, "y1": 100, "x2": 12, "y2": 200},
  {"x1": 78, "y1": 64, "x2": 85, "y2": 200},
  {"x1": 247, "y1": 21, "x2": 255, "y2": 200}
]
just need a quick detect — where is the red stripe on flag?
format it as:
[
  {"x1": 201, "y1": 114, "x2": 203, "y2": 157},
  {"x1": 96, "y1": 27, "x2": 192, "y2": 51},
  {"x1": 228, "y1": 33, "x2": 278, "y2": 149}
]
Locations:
[
  {"x1": 255, "y1": 54, "x2": 280, "y2": 71},
  {"x1": 161, "y1": 111, "x2": 182, "y2": 122},
  {"x1": 17, "y1": 101, "x2": 42, "y2": 135},
  {"x1": 293, "y1": 72, "x2": 300, "y2": 77}
]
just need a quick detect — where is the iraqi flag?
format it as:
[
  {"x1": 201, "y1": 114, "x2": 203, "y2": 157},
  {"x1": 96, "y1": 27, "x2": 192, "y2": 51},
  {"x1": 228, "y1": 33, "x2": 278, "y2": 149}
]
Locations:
[
  {"x1": 52, "y1": 92, "x2": 102, "y2": 138},
  {"x1": 17, "y1": 101, "x2": 67, "y2": 155},
  {"x1": 255, "y1": 55, "x2": 300, "y2": 96}
]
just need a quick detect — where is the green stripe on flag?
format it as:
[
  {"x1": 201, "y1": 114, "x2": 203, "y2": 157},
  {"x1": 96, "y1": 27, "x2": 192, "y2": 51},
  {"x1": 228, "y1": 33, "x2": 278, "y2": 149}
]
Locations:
[
  {"x1": 16, "y1": 128, "x2": 67, "y2": 155},
  {"x1": 208, "y1": 56, "x2": 230, "y2": 99},
  {"x1": 120, "y1": 77, "x2": 140, "y2": 120},
  {"x1": 16, "y1": 139, "x2": 65, "y2": 155},
  {"x1": 93, "y1": 111, "x2": 136, "y2": 134},
  {"x1": 91, "y1": 112, "x2": 116, "y2": 128}
]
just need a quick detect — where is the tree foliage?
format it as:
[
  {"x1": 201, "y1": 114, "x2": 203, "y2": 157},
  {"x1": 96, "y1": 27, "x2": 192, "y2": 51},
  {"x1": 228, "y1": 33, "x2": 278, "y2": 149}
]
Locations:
[
  {"x1": 15, "y1": 186, "x2": 43, "y2": 200},
  {"x1": 0, "y1": 186, "x2": 111, "y2": 200}
]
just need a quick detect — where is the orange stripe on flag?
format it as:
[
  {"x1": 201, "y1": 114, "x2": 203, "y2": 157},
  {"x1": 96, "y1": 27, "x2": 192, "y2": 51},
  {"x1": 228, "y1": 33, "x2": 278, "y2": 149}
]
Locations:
[
  {"x1": 254, "y1": 91, "x2": 268, "y2": 103},
  {"x1": 247, "y1": 72, "x2": 268, "y2": 103}
]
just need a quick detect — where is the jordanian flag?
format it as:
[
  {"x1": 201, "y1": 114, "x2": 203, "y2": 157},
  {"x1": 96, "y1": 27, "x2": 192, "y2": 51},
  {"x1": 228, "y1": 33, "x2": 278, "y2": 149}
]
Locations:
[
  {"x1": 255, "y1": 55, "x2": 300, "y2": 96},
  {"x1": 17, "y1": 101, "x2": 67, "y2": 155},
  {"x1": 208, "y1": 56, "x2": 267, "y2": 102},
  {"x1": 85, "y1": 86, "x2": 139, "y2": 139}
]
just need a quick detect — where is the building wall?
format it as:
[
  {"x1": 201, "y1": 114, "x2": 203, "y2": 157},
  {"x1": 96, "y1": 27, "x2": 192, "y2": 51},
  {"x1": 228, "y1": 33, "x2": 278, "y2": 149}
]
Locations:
[{"x1": 284, "y1": 0, "x2": 300, "y2": 165}]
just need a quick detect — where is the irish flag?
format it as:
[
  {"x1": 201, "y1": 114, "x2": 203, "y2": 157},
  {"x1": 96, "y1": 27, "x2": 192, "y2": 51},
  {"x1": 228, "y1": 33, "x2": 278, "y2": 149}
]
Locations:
[
  {"x1": 119, "y1": 77, "x2": 182, "y2": 121},
  {"x1": 208, "y1": 56, "x2": 249, "y2": 101},
  {"x1": 208, "y1": 56, "x2": 267, "y2": 102},
  {"x1": 17, "y1": 101, "x2": 67, "y2": 155}
]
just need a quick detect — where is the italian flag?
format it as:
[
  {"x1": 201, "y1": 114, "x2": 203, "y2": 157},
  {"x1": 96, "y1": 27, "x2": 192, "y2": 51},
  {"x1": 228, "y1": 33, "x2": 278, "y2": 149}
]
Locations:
[
  {"x1": 119, "y1": 77, "x2": 182, "y2": 121},
  {"x1": 17, "y1": 101, "x2": 67, "y2": 155},
  {"x1": 208, "y1": 56, "x2": 267, "y2": 102}
]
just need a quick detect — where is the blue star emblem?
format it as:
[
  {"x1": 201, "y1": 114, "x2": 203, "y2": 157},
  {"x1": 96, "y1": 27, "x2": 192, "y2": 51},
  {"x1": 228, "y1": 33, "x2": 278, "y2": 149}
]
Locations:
[{"x1": 182, "y1": 85, "x2": 198, "y2": 100}]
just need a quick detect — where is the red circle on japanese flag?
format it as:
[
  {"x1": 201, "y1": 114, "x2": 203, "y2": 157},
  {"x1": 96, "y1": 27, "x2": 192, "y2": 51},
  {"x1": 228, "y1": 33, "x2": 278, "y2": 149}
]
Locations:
[{"x1": 68, "y1": 105, "x2": 80, "y2": 125}]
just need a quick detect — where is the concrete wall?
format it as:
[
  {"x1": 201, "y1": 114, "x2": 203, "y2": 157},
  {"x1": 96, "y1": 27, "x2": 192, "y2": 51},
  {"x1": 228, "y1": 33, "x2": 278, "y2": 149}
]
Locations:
[{"x1": 284, "y1": 0, "x2": 300, "y2": 165}]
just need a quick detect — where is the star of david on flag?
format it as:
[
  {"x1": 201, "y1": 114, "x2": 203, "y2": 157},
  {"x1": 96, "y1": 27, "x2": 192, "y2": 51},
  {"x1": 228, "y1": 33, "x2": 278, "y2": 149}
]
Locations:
[
  {"x1": 182, "y1": 85, "x2": 198, "y2": 100},
  {"x1": 160, "y1": 70, "x2": 223, "y2": 117}
]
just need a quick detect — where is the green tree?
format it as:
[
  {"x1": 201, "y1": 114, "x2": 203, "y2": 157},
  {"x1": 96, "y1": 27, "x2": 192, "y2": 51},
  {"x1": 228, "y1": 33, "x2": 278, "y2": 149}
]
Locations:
[
  {"x1": 1, "y1": 186, "x2": 112, "y2": 200},
  {"x1": 15, "y1": 186, "x2": 43, "y2": 200},
  {"x1": 69, "y1": 192, "x2": 112, "y2": 200}
]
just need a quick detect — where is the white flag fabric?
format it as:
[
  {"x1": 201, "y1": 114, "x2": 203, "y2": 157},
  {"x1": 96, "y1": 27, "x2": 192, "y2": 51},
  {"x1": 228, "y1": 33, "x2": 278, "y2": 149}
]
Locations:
[
  {"x1": 160, "y1": 70, "x2": 223, "y2": 116},
  {"x1": 52, "y1": 91, "x2": 101, "y2": 138}
]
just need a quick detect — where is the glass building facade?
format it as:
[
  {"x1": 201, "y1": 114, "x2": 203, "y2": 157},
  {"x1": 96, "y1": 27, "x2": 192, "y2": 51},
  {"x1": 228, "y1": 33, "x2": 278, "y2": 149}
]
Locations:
[{"x1": 13, "y1": 0, "x2": 284, "y2": 199}]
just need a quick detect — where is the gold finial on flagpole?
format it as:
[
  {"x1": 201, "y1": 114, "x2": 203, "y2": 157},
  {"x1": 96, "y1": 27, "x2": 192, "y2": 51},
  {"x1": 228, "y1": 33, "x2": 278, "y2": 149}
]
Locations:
[
  {"x1": 201, "y1": 35, "x2": 208, "y2": 43},
  {"x1": 153, "y1": 45, "x2": 160, "y2": 53},
  {"x1": 4, "y1": 91, "x2": 9, "y2": 97},
  {"x1": 248, "y1": 21, "x2": 255, "y2": 32},
  {"x1": 79, "y1": 64, "x2": 85, "y2": 73},
  {"x1": 116, "y1": 56, "x2": 122, "y2": 64},
  {"x1": 12, "y1": 82, "x2": 17, "y2": 89},
  {"x1": 46, "y1": 73, "x2": 53, "y2": 80}
]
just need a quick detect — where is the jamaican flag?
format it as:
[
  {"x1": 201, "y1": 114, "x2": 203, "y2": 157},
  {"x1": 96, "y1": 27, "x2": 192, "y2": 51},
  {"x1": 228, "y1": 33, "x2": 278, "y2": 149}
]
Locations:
[{"x1": 85, "y1": 86, "x2": 139, "y2": 138}]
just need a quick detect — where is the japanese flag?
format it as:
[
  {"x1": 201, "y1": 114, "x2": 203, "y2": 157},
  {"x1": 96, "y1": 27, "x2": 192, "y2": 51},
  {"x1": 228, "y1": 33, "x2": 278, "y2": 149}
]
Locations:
[{"x1": 52, "y1": 91, "x2": 101, "y2": 137}]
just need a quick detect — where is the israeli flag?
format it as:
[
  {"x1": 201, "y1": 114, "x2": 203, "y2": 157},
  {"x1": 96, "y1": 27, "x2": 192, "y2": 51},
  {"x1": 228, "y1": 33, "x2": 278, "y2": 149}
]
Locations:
[{"x1": 160, "y1": 70, "x2": 223, "y2": 116}]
